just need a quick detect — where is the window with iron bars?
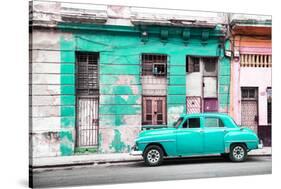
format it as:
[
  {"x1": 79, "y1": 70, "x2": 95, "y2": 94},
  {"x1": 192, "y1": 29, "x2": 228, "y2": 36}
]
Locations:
[
  {"x1": 75, "y1": 52, "x2": 99, "y2": 148},
  {"x1": 141, "y1": 54, "x2": 167, "y2": 76},
  {"x1": 240, "y1": 54, "x2": 272, "y2": 67},
  {"x1": 241, "y1": 87, "x2": 257, "y2": 100},
  {"x1": 186, "y1": 56, "x2": 200, "y2": 73},
  {"x1": 76, "y1": 52, "x2": 99, "y2": 96}
]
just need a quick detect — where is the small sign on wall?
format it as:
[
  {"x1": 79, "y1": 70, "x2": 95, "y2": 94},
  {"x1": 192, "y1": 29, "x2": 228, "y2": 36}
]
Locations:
[{"x1": 225, "y1": 50, "x2": 232, "y2": 57}]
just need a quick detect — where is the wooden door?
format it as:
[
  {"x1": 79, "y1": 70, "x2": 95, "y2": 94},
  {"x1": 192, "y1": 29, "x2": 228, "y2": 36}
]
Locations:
[{"x1": 143, "y1": 96, "x2": 166, "y2": 125}]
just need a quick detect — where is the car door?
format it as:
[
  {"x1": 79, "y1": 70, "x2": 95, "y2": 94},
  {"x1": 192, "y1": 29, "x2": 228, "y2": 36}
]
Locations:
[
  {"x1": 176, "y1": 117, "x2": 204, "y2": 155},
  {"x1": 203, "y1": 117, "x2": 226, "y2": 153}
]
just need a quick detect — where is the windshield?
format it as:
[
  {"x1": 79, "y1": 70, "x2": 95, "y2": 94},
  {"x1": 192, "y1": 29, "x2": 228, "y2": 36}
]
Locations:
[
  {"x1": 174, "y1": 117, "x2": 184, "y2": 128},
  {"x1": 230, "y1": 117, "x2": 240, "y2": 127}
]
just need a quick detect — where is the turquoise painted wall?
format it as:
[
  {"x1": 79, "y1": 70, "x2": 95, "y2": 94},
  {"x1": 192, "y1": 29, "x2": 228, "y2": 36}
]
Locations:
[{"x1": 59, "y1": 24, "x2": 230, "y2": 155}]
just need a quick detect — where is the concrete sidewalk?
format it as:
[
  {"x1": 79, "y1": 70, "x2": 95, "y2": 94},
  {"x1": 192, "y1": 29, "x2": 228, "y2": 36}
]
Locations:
[{"x1": 31, "y1": 147, "x2": 271, "y2": 168}]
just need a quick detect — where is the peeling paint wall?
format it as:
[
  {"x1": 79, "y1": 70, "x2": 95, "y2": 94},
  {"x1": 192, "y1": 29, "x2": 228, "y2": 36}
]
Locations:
[
  {"x1": 30, "y1": 30, "x2": 62, "y2": 158},
  {"x1": 30, "y1": 28, "x2": 76, "y2": 158},
  {"x1": 30, "y1": 1, "x2": 233, "y2": 157},
  {"x1": 30, "y1": 27, "x2": 229, "y2": 156}
]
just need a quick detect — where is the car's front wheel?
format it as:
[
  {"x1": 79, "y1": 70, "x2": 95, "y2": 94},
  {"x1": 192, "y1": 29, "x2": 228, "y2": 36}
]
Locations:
[
  {"x1": 143, "y1": 145, "x2": 164, "y2": 166},
  {"x1": 229, "y1": 144, "x2": 248, "y2": 162}
]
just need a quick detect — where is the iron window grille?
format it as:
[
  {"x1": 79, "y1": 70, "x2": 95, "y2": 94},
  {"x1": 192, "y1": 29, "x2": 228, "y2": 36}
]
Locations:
[
  {"x1": 241, "y1": 87, "x2": 258, "y2": 100},
  {"x1": 75, "y1": 52, "x2": 100, "y2": 148},
  {"x1": 186, "y1": 56, "x2": 200, "y2": 73},
  {"x1": 203, "y1": 57, "x2": 218, "y2": 74},
  {"x1": 76, "y1": 52, "x2": 99, "y2": 96},
  {"x1": 142, "y1": 54, "x2": 167, "y2": 76}
]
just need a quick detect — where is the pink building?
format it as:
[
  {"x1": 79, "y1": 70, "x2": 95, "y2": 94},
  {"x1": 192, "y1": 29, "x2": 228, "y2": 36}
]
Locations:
[{"x1": 229, "y1": 14, "x2": 272, "y2": 146}]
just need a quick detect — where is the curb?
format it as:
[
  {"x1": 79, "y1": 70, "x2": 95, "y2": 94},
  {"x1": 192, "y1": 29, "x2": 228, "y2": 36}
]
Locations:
[
  {"x1": 31, "y1": 159, "x2": 143, "y2": 170},
  {"x1": 31, "y1": 154, "x2": 271, "y2": 170}
]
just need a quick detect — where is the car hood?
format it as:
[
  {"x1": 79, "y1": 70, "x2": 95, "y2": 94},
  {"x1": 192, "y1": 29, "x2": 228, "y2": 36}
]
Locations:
[{"x1": 138, "y1": 128, "x2": 176, "y2": 138}]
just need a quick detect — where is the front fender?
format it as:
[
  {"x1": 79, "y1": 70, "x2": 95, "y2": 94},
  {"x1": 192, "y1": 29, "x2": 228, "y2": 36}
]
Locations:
[{"x1": 137, "y1": 136, "x2": 177, "y2": 156}]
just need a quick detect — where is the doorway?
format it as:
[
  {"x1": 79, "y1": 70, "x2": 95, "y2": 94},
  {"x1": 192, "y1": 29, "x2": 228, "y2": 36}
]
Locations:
[{"x1": 241, "y1": 87, "x2": 258, "y2": 133}]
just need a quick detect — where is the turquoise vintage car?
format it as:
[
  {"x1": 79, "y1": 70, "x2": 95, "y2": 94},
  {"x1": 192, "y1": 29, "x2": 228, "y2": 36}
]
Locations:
[{"x1": 130, "y1": 113, "x2": 263, "y2": 166}]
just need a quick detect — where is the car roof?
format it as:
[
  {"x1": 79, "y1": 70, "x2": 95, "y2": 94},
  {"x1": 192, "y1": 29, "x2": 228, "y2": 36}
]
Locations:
[{"x1": 182, "y1": 113, "x2": 230, "y2": 119}]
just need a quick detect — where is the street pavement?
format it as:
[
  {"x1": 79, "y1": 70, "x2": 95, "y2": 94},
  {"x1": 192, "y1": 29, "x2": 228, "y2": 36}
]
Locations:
[{"x1": 32, "y1": 155, "x2": 272, "y2": 188}]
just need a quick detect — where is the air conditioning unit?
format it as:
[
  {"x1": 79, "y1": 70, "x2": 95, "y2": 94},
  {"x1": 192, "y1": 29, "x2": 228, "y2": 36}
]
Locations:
[{"x1": 152, "y1": 63, "x2": 166, "y2": 76}]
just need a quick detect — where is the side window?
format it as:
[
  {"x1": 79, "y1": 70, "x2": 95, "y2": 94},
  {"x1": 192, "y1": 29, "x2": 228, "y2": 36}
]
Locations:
[
  {"x1": 182, "y1": 118, "x2": 201, "y2": 128},
  {"x1": 182, "y1": 120, "x2": 188, "y2": 128},
  {"x1": 205, "y1": 117, "x2": 225, "y2": 128},
  {"x1": 189, "y1": 118, "x2": 201, "y2": 128}
]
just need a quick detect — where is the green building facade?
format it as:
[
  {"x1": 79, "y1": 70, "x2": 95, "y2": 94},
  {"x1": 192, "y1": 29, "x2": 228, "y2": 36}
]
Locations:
[
  {"x1": 30, "y1": 2, "x2": 231, "y2": 157},
  {"x1": 58, "y1": 23, "x2": 230, "y2": 155}
]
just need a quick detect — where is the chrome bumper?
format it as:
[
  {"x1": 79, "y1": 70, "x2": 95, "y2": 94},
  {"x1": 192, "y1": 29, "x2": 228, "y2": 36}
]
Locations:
[
  {"x1": 129, "y1": 145, "x2": 143, "y2": 156},
  {"x1": 129, "y1": 150, "x2": 143, "y2": 156}
]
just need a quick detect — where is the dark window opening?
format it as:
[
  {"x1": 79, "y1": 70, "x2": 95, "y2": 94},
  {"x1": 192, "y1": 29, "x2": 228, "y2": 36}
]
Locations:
[
  {"x1": 185, "y1": 118, "x2": 201, "y2": 128},
  {"x1": 203, "y1": 59, "x2": 217, "y2": 72},
  {"x1": 267, "y1": 87, "x2": 272, "y2": 124},
  {"x1": 153, "y1": 63, "x2": 166, "y2": 76},
  {"x1": 182, "y1": 120, "x2": 188, "y2": 128},
  {"x1": 76, "y1": 52, "x2": 99, "y2": 96},
  {"x1": 186, "y1": 56, "x2": 200, "y2": 73},
  {"x1": 203, "y1": 57, "x2": 218, "y2": 76},
  {"x1": 142, "y1": 54, "x2": 167, "y2": 76},
  {"x1": 241, "y1": 87, "x2": 257, "y2": 100}
]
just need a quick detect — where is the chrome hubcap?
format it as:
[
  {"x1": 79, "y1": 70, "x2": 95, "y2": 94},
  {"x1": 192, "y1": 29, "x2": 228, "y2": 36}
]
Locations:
[
  {"x1": 233, "y1": 146, "x2": 245, "y2": 160},
  {"x1": 147, "y1": 149, "x2": 160, "y2": 164}
]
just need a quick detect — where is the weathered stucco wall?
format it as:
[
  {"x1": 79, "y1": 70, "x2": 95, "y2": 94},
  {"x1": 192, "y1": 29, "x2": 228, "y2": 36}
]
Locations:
[
  {"x1": 30, "y1": 24, "x2": 230, "y2": 157},
  {"x1": 30, "y1": 30, "x2": 75, "y2": 157},
  {"x1": 240, "y1": 68, "x2": 271, "y2": 125}
]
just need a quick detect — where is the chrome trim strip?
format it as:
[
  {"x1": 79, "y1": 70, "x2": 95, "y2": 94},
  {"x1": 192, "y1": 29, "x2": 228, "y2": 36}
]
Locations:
[
  {"x1": 138, "y1": 139, "x2": 176, "y2": 144},
  {"x1": 226, "y1": 140, "x2": 257, "y2": 143}
]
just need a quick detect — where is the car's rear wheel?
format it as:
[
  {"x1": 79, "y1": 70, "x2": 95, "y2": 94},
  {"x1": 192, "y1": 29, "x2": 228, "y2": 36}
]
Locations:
[
  {"x1": 144, "y1": 145, "x2": 164, "y2": 166},
  {"x1": 229, "y1": 144, "x2": 247, "y2": 162}
]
